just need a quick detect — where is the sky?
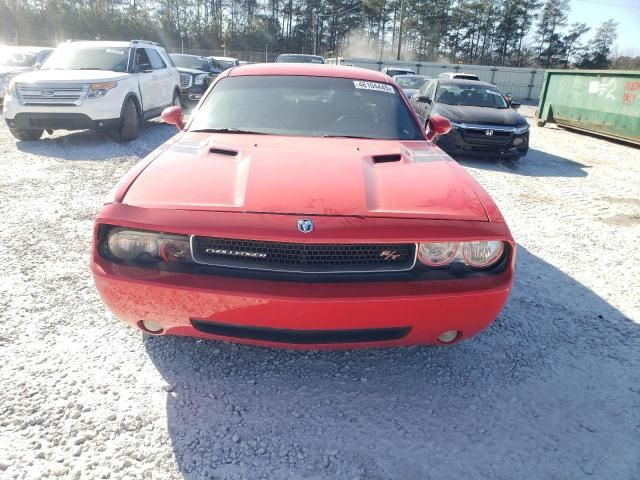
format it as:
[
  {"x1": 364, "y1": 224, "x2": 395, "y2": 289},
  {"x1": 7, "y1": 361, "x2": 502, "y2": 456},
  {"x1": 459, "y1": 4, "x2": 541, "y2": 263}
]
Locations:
[{"x1": 568, "y1": 0, "x2": 640, "y2": 56}]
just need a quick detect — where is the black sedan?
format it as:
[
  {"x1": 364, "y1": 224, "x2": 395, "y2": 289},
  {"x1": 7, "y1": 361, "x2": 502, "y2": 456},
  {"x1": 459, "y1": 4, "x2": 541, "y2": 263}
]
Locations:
[
  {"x1": 170, "y1": 54, "x2": 220, "y2": 104},
  {"x1": 410, "y1": 79, "x2": 529, "y2": 160}
]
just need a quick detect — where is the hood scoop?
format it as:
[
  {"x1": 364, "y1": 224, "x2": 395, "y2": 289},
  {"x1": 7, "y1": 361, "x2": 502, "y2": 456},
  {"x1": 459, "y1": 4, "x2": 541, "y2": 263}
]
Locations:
[
  {"x1": 372, "y1": 154, "x2": 402, "y2": 164},
  {"x1": 210, "y1": 147, "x2": 238, "y2": 157}
]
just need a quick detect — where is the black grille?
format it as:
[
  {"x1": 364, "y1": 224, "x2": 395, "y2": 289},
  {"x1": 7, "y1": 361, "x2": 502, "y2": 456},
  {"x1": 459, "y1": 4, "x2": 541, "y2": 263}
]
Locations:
[
  {"x1": 191, "y1": 236, "x2": 416, "y2": 273},
  {"x1": 462, "y1": 128, "x2": 513, "y2": 146}
]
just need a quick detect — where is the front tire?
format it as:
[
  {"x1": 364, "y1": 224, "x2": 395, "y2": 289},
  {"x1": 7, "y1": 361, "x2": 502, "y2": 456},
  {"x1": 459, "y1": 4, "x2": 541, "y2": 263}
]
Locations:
[
  {"x1": 118, "y1": 98, "x2": 139, "y2": 142},
  {"x1": 173, "y1": 91, "x2": 182, "y2": 108},
  {"x1": 9, "y1": 128, "x2": 44, "y2": 141}
]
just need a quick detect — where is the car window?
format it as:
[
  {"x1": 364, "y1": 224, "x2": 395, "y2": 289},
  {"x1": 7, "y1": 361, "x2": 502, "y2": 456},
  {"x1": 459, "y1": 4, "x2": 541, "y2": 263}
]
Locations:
[
  {"x1": 191, "y1": 75, "x2": 422, "y2": 140},
  {"x1": 425, "y1": 82, "x2": 436, "y2": 99},
  {"x1": 147, "y1": 49, "x2": 166, "y2": 70},
  {"x1": 436, "y1": 84, "x2": 508, "y2": 108},
  {"x1": 40, "y1": 45, "x2": 130, "y2": 72},
  {"x1": 395, "y1": 76, "x2": 429, "y2": 89}
]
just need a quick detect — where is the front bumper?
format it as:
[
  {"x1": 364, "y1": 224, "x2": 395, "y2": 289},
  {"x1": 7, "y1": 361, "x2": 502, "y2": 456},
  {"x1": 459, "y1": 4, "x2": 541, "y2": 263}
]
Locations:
[
  {"x1": 91, "y1": 204, "x2": 515, "y2": 349},
  {"x1": 180, "y1": 85, "x2": 207, "y2": 103},
  {"x1": 437, "y1": 128, "x2": 529, "y2": 159},
  {"x1": 5, "y1": 112, "x2": 120, "y2": 131}
]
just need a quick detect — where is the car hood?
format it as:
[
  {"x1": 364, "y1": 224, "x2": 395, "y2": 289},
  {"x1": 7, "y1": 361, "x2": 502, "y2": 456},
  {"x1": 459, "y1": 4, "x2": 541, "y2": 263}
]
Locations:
[
  {"x1": 0, "y1": 66, "x2": 30, "y2": 77},
  {"x1": 123, "y1": 134, "x2": 489, "y2": 221},
  {"x1": 11, "y1": 69, "x2": 128, "y2": 84},
  {"x1": 433, "y1": 104, "x2": 525, "y2": 126},
  {"x1": 176, "y1": 67, "x2": 208, "y2": 75}
]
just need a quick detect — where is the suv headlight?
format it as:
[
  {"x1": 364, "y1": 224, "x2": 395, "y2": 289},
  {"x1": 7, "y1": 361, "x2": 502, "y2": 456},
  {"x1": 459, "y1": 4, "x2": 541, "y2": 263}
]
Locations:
[
  {"x1": 87, "y1": 81, "x2": 118, "y2": 99},
  {"x1": 6, "y1": 78, "x2": 17, "y2": 97},
  {"x1": 513, "y1": 124, "x2": 529, "y2": 135},
  {"x1": 102, "y1": 227, "x2": 192, "y2": 264},
  {"x1": 418, "y1": 240, "x2": 505, "y2": 269},
  {"x1": 194, "y1": 73, "x2": 208, "y2": 86}
]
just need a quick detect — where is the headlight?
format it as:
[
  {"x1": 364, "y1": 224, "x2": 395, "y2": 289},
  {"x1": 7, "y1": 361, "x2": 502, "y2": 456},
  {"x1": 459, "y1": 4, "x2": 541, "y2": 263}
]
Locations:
[
  {"x1": 104, "y1": 228, "x2": 192, "y2": 263},
  {"x1": 6, "y1": 78, "x2": 17, "y2": 96},
  {"x1": 461, "y1": 241, "x2": 504, "y2": 268},
  {"x1": 513, "y1": 124, "x2": 529, "y2": 135},
  {"x1": 418, "y1": 242, "x2": 459, "y2": 266},
  {"x1": 87, "y1": 81, "x2": 118, "y2": 99},
  {"x1": 194, "y1": 74, "x2": 208, "y2": 86},
  {"x1": 417, "y1": 241, "x2": 505, "y2": 269}
]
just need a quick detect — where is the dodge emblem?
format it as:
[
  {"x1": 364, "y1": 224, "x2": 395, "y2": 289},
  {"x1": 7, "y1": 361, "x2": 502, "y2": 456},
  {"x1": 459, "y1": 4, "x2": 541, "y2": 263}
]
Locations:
[
  {"x1": 297, "y1": 219, "x2": 314, "y2": 233},
  {"x1": 485, "y1": 129, "x2": 494, "y2": 136}
]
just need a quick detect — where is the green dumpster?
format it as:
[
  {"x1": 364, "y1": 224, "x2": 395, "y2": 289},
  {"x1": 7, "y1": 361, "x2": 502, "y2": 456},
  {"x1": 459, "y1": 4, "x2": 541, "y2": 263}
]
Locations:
[{"x1": 536, "y1": 70, "x2": 640, "y2": 145}]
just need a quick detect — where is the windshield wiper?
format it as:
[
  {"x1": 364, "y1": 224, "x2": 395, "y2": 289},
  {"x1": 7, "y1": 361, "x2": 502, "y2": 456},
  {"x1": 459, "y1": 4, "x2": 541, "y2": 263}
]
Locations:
[
  {"x1": 190, "y1": 128, "x2": 269, "y2": 135},
  {"x1": 322, "y1": 134, "x2": 376, "y2": 139}
]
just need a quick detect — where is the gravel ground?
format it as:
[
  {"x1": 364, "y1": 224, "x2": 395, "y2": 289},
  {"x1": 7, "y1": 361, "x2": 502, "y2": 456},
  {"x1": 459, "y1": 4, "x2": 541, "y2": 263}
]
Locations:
[{"x1": 0, "y1": 109, "x2": 639, "y2": 480}]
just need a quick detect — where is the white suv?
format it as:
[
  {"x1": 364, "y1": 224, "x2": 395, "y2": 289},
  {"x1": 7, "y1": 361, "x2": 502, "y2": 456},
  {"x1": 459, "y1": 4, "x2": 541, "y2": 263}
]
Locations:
[{"x1": 2, "y1": 40, "x2": 181, "y2": 141}]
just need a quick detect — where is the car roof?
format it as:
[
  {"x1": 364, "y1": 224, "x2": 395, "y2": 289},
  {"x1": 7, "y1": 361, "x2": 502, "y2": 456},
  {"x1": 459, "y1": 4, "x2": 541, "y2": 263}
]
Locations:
[
  {"x1": 171, "y1": 53, "x2": 207, "y2": 59},
  {"x1": 278, "y1": 53, "x2": 323, "y2": 58},
  {"x1": 386, "y1": 67, "x2": 414, "y2": 71},
  {"x1": 394, "y1": 74, "x2": 429, "y2": 78},
  {"x1": 437, "y1": 78, "x2": 494, "y2": 88},
  {"x1": 210, "y1": 56, "x2": 238, "y2": 61},
  {"x1": 228, "y1": 63, "x2": 391, "y2": 82},
  {"x1": 58, "y1": 40, "x2": 161, "y2": 48}
]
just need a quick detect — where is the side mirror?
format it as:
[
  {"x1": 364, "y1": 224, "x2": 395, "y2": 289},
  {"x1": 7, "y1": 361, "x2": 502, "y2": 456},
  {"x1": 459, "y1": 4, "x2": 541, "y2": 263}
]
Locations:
[
  {"x1": 417, "y1": 95, "x2": 432, "y2": 104},
  {"x1": 161, "y1": 106, "x2": 185, "y2": 130},
  {"x1": 138, "y1": 63, "x2": 152, "y2": 73},
  {"x1": 426, "y1": 115, "x2": 452, "y2": 141},
  {"x1": 511, "y1": 101, "x2": 521, "y2": 109}
]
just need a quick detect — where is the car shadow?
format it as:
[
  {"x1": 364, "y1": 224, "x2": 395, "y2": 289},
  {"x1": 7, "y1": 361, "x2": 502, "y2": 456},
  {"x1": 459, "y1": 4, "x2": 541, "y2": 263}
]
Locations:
[
  {"x1": 12, "y1": 120, "x2": 177, "y2": 161},
  {"x1": 143, "y1": 246, "x2": 639, "y2": 479},
  {"x1": 456, "y1": 148, "x2": 590, "y2": 178}
]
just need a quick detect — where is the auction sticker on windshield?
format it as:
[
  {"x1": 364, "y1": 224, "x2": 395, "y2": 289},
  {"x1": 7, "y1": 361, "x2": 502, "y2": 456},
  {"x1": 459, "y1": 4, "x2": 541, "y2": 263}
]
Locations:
[{"x1": 353, "y1": 80, "x2": 395, "y2": 94}]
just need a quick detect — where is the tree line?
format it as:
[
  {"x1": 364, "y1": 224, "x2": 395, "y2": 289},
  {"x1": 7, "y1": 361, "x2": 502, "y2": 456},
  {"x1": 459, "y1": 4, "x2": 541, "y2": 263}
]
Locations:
[{"x1": 1, "y1": 0, "x2": 636, "y2": 69}]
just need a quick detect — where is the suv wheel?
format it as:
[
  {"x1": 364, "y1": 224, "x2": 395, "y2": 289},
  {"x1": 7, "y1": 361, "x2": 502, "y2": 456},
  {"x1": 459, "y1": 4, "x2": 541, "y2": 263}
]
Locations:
[
  {"x1": 118, "y1": 98, "x2": 139, "y2": 142},
  {"x1": 9, "y1": 128, "x2": 44, "y2": 141},
  {"x1": 173, "y1": 91, "x2": 182, "y2": 108}
]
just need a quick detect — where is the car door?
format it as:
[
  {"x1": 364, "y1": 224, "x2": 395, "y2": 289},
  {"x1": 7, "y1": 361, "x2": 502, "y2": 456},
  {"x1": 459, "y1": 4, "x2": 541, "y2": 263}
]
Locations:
[
  {"x1": 147, "y1": 48, "x2": 173, "y2": 107},
  {"x1": 412, "y1": 80, "x2": 434, "y2": 120},
  {"x1": 134, "y1": 48, "x2": 159, "y2": 111},
  {"x1": 420, "y1": 81, "x2": 438, "y2": 121}
]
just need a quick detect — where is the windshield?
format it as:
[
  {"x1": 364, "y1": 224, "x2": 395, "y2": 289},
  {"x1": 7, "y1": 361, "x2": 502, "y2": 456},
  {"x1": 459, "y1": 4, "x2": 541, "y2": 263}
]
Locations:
[
  {"x1": 190, "y1": 76, "x2": 422, "y2": 140},
  {"x1": 276, "y1": 55, "x2": 324, "y2": 64},
  {"x1": 41, "y1": 46, "x2": 129, "y2": 71},
  {"x1": 395, "y1": 76, "x2": 429, "y2": 89},
  {"x1": 0, "y1": 48, "x2": 38, "y2": 67},
  {"x1": 213, "y1": 59, "x2": 235, "y2": 70},
  {"x1": 436, "y1": 84, "x2": 508, "y2": 108},
  {"x1": 171, "y1": 55, "x2": 210, "y2": 71}
]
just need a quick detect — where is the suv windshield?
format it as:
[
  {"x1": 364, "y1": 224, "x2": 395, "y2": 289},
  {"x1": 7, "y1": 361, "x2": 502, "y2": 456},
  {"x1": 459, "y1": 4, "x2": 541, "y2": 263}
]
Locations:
[
  {"x1": 170, "y1": 54, "x2": 210, "y2": 71},
  {"x1": 190, "y1": 76, "x2": 422, "y2": 140},
  {"x1": 395, "y1": 76, "x2": 429, "y2": 88},
  {"x1": 212, "y1": 59, "x2": 235, "y2": 70},
  {"x1": 436, "y1": 84, "x2": 508, "y2": 108},
  {"x1": 276, "y1": 55, "x2": 324, "y2": 64},
  {"x1": 0, "y1": 48, "x2": 38, "y2": 67},
  {"x1": 41, "y1": 46, "x2": 130, "y2": 72}
]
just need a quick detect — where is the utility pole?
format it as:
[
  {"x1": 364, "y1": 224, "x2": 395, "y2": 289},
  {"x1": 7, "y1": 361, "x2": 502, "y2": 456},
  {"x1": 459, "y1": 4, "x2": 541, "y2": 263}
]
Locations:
[
  {"x1": 313, "y1": 13, "x2": 317, "y2": 56},
  {"x1": 396, "y1": 0, "x2": 405, "y2": 61}
]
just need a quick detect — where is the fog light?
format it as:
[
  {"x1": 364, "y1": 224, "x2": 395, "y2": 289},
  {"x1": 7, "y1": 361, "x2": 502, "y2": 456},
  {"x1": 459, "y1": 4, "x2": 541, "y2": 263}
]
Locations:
[
  {"x1": 437, "y1": 330, "x2": 460, "y2": 344},
  {"x1": 139, "y1": 320, "x2": 164, "y2": 334}
]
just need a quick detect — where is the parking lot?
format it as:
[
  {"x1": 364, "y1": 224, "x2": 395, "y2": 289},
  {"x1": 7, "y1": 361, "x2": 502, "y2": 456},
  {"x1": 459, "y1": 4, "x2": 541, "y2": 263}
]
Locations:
[{"x1": 0, "y1": 106, "x2": 639, "y2": 479}]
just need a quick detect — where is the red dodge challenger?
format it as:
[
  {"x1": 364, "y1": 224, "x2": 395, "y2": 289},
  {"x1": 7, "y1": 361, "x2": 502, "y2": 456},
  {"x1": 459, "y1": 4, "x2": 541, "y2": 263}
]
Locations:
[{"x1": 91, "y1": 63, "x2": 515, "y2": 349}]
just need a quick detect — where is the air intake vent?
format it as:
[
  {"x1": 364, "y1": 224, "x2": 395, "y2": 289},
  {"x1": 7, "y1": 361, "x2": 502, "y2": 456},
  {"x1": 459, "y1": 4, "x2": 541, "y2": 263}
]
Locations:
[
  {"x1": 210, "y1": 148, "x2": 238, "y2": 157},
  {"x1": 372, "y1": 154, "x2": 402, "y2": 163}
]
